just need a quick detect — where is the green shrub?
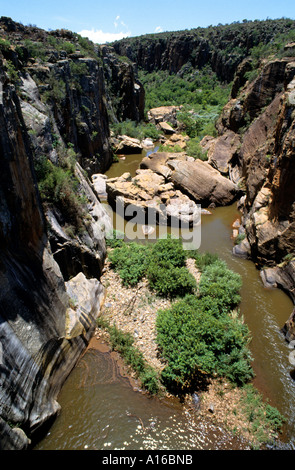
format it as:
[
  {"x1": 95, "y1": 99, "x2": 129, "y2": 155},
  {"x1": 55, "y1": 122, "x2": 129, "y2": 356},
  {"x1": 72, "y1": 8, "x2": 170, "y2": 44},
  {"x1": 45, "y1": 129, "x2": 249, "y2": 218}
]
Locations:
[
  {"x1": 108, "y1": 242, "x2": 149, "y2": 286},
  {"x1": 177, "y1": 111, "x2": 202, "y2": 138},
  {"x1": 111, "y1": 119, "x2": 160, "y2": 141},
  {"x1": 147, "y1": 262, "x2": 196, "y2": 297},
  {"x1": 239, "y1": 384, "x2": 285, "y2": 444},
  {"x1": 192, "y1": 250, "x2": 220, "y2": 270},
  {"x1": 146, "y1": 237, "x2": 196, "y2": 297},
  {"x1": 186, "y1": 137, "x2": 208, "y2": 160},
  {"x1": 105, "y1": 229, "x2": 125, "y2": 248},
  {"x1": 70, "y1": 60, "x2": 88, "y2": 76},
  {"x1": 149, "y1": 236, "x2": 186, "y2": 267},
  {"x1": 156, "y1": 294, "x2": 253, "y2": 392},
  {"x1": 34, "y1": 155, "x2": 85, "y2": 230},
  {"x1": 198, "y1": 259, "x2": 242, "y2": 313},
  {"x1": 0, "y1": 38, "x2": 11, "y2": 53}
]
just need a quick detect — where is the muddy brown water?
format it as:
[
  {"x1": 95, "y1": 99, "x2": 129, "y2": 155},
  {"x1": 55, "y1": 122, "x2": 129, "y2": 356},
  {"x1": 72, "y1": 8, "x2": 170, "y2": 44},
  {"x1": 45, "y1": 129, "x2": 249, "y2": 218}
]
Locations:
[{"x1": 34, "y1": 147, "x2": 295, "y2": 450}]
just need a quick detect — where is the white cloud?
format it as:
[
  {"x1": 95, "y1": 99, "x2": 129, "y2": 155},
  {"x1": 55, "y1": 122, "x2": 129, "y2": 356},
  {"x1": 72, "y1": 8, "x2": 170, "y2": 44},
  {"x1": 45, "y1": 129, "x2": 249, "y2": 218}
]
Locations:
[
  {"x1": 114, "y1": 15, "x2": 120, "y2": 28},
  {"x1": 155, "y1": 26, "x2": 163, "y2": 33},
  {"x1": 78, "y1": 28, "x2": 131, "y2": 44},
  {"x1": 114, "y1": 15, "x2": 127, "y2": 29}
]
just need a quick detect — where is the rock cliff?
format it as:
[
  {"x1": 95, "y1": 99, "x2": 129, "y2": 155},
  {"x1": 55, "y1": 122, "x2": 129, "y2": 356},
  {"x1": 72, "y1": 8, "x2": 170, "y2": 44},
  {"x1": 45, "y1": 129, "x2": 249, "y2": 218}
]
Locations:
[
  {"x1": 0, "y1": 18, "x2": 124, "y2": 449},
  {"x1": 201, "y1": 56, "x2": 295, "y2": 339},
  {"x1": 113, "y1": 19, "x2": 295, "y2": 81},
  {"x1": 0, "y1": 69, "x2": 106, "y2": 449}
]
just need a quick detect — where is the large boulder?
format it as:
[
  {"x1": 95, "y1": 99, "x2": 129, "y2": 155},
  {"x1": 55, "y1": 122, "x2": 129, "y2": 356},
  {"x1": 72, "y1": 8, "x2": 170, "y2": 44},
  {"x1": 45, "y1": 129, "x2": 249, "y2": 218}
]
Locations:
[
  {"x1": 200, "y1": 130, "x2": 241, "y2": 176},
  {"x1": 141, "y1": 151, "x2": 239, "y2": 206},
  {"x1": 114, "y1": 135, "x2": 143, "y2": 154},
  {"x1": 168, "y1": 158, "x2": 239, "y2": 206}
]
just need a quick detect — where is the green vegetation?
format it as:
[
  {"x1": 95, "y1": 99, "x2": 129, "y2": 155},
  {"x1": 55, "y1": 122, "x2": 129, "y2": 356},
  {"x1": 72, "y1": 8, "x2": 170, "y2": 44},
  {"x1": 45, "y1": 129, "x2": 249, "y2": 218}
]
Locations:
[
  {"x1": 198, "y1": 259, "x2": 242, "y2": 312},
  {"x1": 110, "y1": 119, "x2": 160, "y2": 141},
  {"x1": 97, "y1": 317, "x2": 160, "y2": 395},
  {"x1": 107, "y1": 237, "x2": 253, "y2": 393},
  {"x1": 4, "y1": 60, "x2": 19, "y2": 84},
  {"x1": 146, "y1": 237, "x2": 196, "y2": 297},
  {"x1": 34, "y1": 145, "x2": 86, "y2": 232},
  {"x1": 239, "y1": 384, "x2": 285, "y2": 446},
  {"x1": 156, "y1": 294, "x2": 253, "y2": 393},
  {"x1": 108, "y1": 236, "x2": 196, "y2": 297},
  {"x1": 0, "y1": 38, "x2": 11, "y2": 53},
  {"x1": 186, "y1": 137, "x2": 208, "y2": 160},
  {"x1": 138, "y1": 68, "x2": 230, "y2": 139},
  {"x1": 108, "y1": 242, "x2": 149, "y2": 286},
  {"x1": 41, "y1": 70, "x2": 66, "y2": 105},
  {"x1": 156, "y1": 252, "x2": 252, "y2": 393}
]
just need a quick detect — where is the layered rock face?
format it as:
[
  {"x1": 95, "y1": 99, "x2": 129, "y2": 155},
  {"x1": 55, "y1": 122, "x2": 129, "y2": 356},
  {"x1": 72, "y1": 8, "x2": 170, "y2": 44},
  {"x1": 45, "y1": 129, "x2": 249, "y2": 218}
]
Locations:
[
  {"x1": 0, "y1": 21, "x2": 117, "y2": 449},
  {"x1": 101, "y1": 45, "x2": 145, "y2": 123},
  {"x1": 202, "y1": 56, "x2": 295, "y2": 338}
]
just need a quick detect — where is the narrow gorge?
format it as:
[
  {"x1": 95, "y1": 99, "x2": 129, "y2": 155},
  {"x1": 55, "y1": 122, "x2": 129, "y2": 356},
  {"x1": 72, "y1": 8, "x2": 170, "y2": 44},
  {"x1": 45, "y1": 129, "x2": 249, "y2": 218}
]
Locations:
[{"x1": 0, "y1": 16, "x2": 295, "y2": 450}]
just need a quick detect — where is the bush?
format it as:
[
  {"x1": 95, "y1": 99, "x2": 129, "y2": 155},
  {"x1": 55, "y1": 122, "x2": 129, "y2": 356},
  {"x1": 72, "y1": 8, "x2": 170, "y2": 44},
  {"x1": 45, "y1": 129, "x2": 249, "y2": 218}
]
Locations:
[
  {"x1": 239, "y1": 384, "x2": 285, "y2": 444},
  {"x1": 105, "y1": 229, "x2": 125, "y2": 248},
  {"x1": 98, "y1": 318, "x2": 160, "y2": 394},
  {"x1": 156, "y1": 294, "x2": 253, "y2": 392},
  {"x1": 146, "y1": 237, "x2": 196, "y2": 297},
  {"x1": 111, "y1": 119, "x2": 160, "y2": 141},
  {"x1": 149, "y1": 236, "x2": 186, "y2": 267},
  {"x1": 108, "y1": 242, "x2": 149, "y2": 286},
  {"x1": 198, "y1": 259, "x2": 242, "y2": 313},
  {"x1": 186, "y1": 137, "x2": 208, "y2": 160},
  {"x1": 34, "y1": 155, "x2": 85, "y2": 231},
  {"x1": 192, "y1": 250, "x2": 220, "y2": 270},
  {"x1": 147, "y1": 262, "x2": 196, "y2": 297}
]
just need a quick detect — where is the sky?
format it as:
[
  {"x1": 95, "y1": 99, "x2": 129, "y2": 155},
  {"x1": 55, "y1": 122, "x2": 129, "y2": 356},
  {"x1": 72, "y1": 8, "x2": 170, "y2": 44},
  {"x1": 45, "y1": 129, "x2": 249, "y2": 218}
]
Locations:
[{"x1": 0, "y1": 0, "x2": 295, "y2": 43}]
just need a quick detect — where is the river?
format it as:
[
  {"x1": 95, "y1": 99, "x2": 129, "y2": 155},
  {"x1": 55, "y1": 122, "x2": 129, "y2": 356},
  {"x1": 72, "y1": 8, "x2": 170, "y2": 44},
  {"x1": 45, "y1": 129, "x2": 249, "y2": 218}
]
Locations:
[{"x1": 34, "y1": 147, "x2": 295, "y2": 450}]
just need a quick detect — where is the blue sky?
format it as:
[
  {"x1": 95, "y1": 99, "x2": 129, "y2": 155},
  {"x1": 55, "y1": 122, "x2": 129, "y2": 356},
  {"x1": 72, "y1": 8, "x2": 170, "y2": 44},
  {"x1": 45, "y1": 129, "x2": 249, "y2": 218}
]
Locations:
[{"x1": 1, "y1": 0, "x2": 294, "y2": 43}]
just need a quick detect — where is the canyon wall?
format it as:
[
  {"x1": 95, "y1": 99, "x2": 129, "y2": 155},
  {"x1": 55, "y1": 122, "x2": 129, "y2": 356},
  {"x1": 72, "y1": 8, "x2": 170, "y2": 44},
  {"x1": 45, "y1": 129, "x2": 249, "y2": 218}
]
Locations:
[
  {"x1": 202, "y1": 56, "x2": 295, "y2": 338},
  {"x1": 1, "y1": 16, "x2": 295, "y2": 449},
  {"x1": 0, "y1": 16, "x2": 145, "y2": 449},
  {"x1": 112, "y1": 19, "x2": 295, "y2": 81},
  {"x1": 0, "y1": 68, "x2": 103, "y2": 449}
]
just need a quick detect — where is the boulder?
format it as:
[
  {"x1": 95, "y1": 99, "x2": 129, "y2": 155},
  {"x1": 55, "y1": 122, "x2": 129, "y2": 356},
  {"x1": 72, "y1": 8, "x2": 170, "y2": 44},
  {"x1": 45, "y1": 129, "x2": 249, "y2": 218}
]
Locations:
[
  {"x1": 283, "y1": 307, "x2": 295, "y2": 342},
  {"x1": 200, "y1": 130, "x2": 241, "y2": 175},
  {"x1": 114, "y1": 135, "x2": 143, "y2": 154},
  {"x1": 65, "y1": 272, "x2": 104, "y2": 339},
  {"x1": 91, "y1": 173, "x2": 108, "y2": 200},
  {"x1": 141, "y1": 151, "x2": 239, "y2": 206},
  {"x1": 140, "y1": 151, "x2": 186, "y2": 178},
  {"x1": 233, "y1": 237, "x2": 251, "y2": 259},
  {"x1": 167, "y1": 159, "x2": 239, "y2": 206},
  {"x1": 165, "y1": 133, "x2": 188, "y2": 149},
  {"x1": 159, "y1": 122, "x2": 175, "y2": 134},
  {"x1": 141, "y1": 138, "x2": 154, "y2": 148},
  {"x1": 147, "y1": 106, "x2": 180, "y2": 126}
]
